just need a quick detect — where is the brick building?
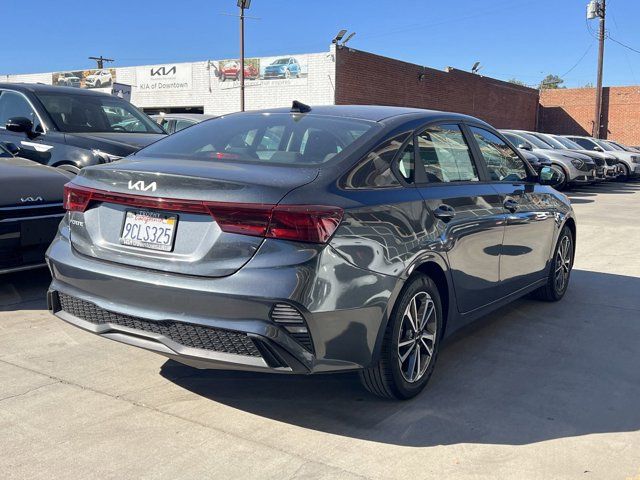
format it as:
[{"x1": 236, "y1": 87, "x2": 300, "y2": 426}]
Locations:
[
  {"x1": 1, "y1": 45, "x2": 539, "y2": 129},
  {"x1": 540, "y1": 86, "x2": 640, "y2": 145}
]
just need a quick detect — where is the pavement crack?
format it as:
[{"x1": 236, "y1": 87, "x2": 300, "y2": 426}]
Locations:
[{"x1": 0, "y1": 381, "x2": 60, "y2": 403}]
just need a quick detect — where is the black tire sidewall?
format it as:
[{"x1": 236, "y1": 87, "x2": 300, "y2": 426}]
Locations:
[
  {"x1": 551, "y1": 226, "x2": 574, "y2": 299},
  {"x1": 386, "y1": 275, "x2": 443, "y2": 399}
]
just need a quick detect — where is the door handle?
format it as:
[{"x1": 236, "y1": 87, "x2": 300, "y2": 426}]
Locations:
[
  {"x1": 504, "y1": 198, "x2": 519, "y2": 213},
  {"x1": 433, "y1": 204, "x2": 456, "y2": 222}
]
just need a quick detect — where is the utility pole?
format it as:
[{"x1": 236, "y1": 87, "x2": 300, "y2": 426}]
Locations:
[
  {"x1": 590, "y1": 0, "x2": 606, "y2": 138},
  {"x1": 237, "y1": 0, "x2": 252, "y2": 111},
  {"x1": 89, "y1": 56, "x2": 114, "y2": 69}
]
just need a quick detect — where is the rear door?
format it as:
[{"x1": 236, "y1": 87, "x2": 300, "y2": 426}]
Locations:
[
  {"x1": 413, "y1": 123, "x2": 506, "y2": 313},
  {"x1": 467, "y1": 125, "x2": 557, "y2": 292}
]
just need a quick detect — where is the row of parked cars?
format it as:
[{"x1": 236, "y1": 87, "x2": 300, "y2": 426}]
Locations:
[
  {"x1": 501, "y1": 129, "x2": 640, "y2": 189},
  {"x1": 0, "y1": 81, "x2": 636, "y2": 399}
]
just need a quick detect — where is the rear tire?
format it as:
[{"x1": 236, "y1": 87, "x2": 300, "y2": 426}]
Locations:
[
  {"x1": 360, "y1": 274, "x2": 443, "y2": 400},
  {"x1": 533, "y1": 225, "x2": 574, "y2": 302}
]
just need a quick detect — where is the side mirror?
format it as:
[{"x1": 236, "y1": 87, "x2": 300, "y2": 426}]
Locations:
[
  {"x1": 2, "y1": 142, "x2": 19, "y2": 155},
  {"x1": 6, "y1": 117, "x2": 38, "y2": 138},
  {"x1": 538, "y1": 166, "x2": 560, "y2": 186},
  {"x1": 593, "y1": 146, "x2": 603, "y2": 152},
  {"x1": 518, "y1": 143, "x2": 532, "y2": 151}
]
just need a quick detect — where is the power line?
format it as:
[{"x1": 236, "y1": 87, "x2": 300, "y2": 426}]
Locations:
[
  {"x1": 607, "y1": 35, "x2": 640, "y2": 55},
  {"x1": 561, "y1": 43, "x2": 594, "y2": 78}
]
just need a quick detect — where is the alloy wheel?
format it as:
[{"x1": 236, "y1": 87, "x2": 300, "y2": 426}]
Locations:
[
  {"x1": 554, "y1": 235, "x2": 572, "y2": 293},
  {"x1": 397, "y1": 291, "x2": 437, "y2": 383}
]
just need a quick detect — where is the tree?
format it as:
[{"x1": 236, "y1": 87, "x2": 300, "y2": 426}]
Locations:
[
  {"x1": 583, "y1": 82, "x2": 594, "y2": 88},
  {"x1": 508, "y1": 78, "x2": 528, "y2": 86},
  {"x1": 539, "y1": 74, "x2": 565, "y2": 89}
]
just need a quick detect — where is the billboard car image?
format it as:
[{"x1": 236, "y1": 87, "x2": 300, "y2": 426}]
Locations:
[
  {"x1": 217, "y1": 58, "x2": 260, "y2": 82},
  {"x1": 52, "y1": 69, "x2": 116, "y2": 90}
]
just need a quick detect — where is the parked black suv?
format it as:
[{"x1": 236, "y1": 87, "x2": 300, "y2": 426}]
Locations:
[{"x1": 0, "y1": 83, "x2": 166, "y2": 173}]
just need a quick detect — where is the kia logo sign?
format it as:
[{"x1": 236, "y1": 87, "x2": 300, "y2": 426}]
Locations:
[
  {"x1": 150, "y1": 66, "x2": 177, "y2": 77},
  {"x1": 128, "y1": 180, "x2": 157, "y2": 192}
]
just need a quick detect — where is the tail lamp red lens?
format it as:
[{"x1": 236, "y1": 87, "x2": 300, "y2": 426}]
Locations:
[{"x1": 63, "y1": 184, "x2": 343, "y2": 244}]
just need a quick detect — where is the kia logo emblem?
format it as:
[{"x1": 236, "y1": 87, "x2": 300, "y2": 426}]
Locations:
[
  {"x1": 128, "y1": 180, "x2": 157, "y2": 192},
  {"x1": 150, "y1": 66, "x2": 177, "y2": 77},
  {"x1": 20, "y1": 196, "x2": 43, "y2": 203}
]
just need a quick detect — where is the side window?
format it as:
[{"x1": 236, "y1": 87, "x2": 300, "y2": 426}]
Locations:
[
  {"x1": 174, "y1": 119, "x2": 195, "y2": 132},
  {"x1": 342, "y1": 133, "x2": 410, "y2": 189},
  {"x1": 470, "y1": 127, "x2": 529, "y2": 182},
  {"x1": 416, "y1": 124, "x2": 479, "y2": 183},
  {"x1": 0, "y1": 91, "x2": 41, "y2": 131},
  {"x1": 572, "y1": 137, "x2": 596, "y2": 150}
]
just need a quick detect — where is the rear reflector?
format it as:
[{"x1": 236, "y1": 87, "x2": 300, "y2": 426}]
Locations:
[{"x1": 63, "y1": 183, "x2": 343, "y2": 244}]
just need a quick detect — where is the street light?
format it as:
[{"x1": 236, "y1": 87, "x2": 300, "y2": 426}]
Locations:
[{"x1": 238, "y1": 0, "x2": 252, "y2": 111}]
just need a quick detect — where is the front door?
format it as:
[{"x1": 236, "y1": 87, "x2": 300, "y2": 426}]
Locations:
[
  {"x1": 0, "y1": 90, "x2": 53, "y2": 165},
  {"x1": 468, "y1": 126, "x2": 557, "y2": 292},
  {"x1": 413, "y1": 123, "x2": 507, "y2": 313}
]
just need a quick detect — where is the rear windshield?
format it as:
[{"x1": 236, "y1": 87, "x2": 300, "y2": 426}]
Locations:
[
  {"x1": 37, "y1": 93, "x2": 164, "y2": 134},
  {"x1": 136, "y1": 113, "x2": 377, "y2": 165}
]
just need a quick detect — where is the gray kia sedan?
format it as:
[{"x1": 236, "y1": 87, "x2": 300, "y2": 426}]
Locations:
[{"x1": 47, "y1": 104, "x2": 575, "y2": 399}]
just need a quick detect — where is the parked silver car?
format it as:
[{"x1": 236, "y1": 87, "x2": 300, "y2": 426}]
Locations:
[
  {"x1": 151, "y1": 113, "x2": 216, "y2": 134},
  {"x1": 565, "y1": 135, "x2": 640, "y2": 181},
  {"x1": 501, "y1": 130, "x2": 596, "y2": 190}
]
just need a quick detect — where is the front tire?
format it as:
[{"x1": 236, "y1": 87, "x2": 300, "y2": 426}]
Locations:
[
  {"x1": 533, "y1": 225, "x2": 574, "y2": 302},
  {"x1": 360, "y1": 274, "x2": 443, "y2": 400},
  {"x1": 617, "y1": 163, "x2": 630, "y2": 182}
]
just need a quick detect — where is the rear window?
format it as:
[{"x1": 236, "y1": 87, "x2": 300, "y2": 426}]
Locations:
[{"x1": 136, "y1": 113, "x2": 377, "y2": 165}]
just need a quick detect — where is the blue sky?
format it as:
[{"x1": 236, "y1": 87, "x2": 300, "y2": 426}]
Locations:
[{"x1": 3, "y1": 0, "x2": 639, "y2": 87}]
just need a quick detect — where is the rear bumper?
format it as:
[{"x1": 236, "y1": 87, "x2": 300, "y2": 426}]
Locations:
[{"x1": 46, "y1": 225, "x2": 400, "y2": 374}]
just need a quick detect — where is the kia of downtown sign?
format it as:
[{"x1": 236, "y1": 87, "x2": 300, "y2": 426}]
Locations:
[{"x1": 137, "y1": 64, "x2": 192, "y2": 91}]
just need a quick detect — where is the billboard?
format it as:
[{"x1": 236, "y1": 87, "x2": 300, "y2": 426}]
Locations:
[
  {"x1": 52, "y1": 69, "x2": 116, "y2": 89},
  {"x1": 214, "y1": 54, "x2": 309, "y2": 90},
  {"x1": 137, "y1": 64, "x2": 192, "y2": 91}
]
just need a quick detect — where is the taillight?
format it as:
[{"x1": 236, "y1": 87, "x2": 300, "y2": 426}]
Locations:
[
  {"x1": 63, "y1": 184, "x2": 92, "y2": 212},
  {"x1": 63, "y1": 184, "x2": 343, "y2": 244},
  {"x1": 267, "y1": 205, "x2": 343, "y2": 243}
]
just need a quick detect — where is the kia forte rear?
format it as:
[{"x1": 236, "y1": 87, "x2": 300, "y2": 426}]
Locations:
[{"x1": 48, "y1": 105, "x2": 575, "y2": 399}]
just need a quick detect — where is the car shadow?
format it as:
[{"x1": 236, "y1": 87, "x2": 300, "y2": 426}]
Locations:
[
  {"x1": 161, "y1": 269, "x2": 640, "y2": 447},
  {"x1": 0, "y1": 268, "x2": 51, "y2": 311}
]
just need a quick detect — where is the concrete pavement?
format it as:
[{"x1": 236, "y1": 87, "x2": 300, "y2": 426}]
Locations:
[{"x1": 1, "y1": 181, "x2": 639, "y2": 479}]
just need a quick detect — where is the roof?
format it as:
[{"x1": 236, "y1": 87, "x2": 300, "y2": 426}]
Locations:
[
  {"x1": 150, "y1": 113, "x2": 217, "y2": 121},
  {"x1": 239, "y1": 104, "x2": 485, "y2": 123},
  {"x1": 0, "y1": 83, "x2": 114, "y2": 97}
]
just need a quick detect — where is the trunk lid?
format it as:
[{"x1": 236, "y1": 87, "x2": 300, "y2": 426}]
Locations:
[{"x1": 68, "y1": 157, "x2": 318, "y2": 277}]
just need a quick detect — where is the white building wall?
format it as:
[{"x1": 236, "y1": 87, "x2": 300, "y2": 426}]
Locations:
[{"x1": 2, "y1": 47, "x2": 337, "y2": 115}]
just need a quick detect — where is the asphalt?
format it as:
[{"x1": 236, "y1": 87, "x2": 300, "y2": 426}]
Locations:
[{"x1": 1, "y1": 180, "x2": 639, "y2": 480}]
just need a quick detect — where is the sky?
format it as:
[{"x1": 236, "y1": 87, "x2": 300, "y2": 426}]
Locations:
[{"x1": 2, "y1": 0, "x2": 639, "y2": 88}]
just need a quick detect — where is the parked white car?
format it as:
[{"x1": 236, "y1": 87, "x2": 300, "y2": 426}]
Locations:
[{"x1": 85, "y1": 70, "x2": 112, "y2": 88}]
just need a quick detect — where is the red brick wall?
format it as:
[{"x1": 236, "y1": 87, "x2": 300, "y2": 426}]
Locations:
[
  {"x1": 540, "y1": 87, "x2": 640, "y2": 145},
  {"x1": 334, "y1": 48, "x2": 539, "y2": 130}
]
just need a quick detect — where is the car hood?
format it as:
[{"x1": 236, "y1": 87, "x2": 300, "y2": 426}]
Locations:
[
  {"x1": 64, "y1": 132, "x2": 166, "y2": 157},
  {"x1": 0, "y1": 157, "x2": 71, "y2": 207}
]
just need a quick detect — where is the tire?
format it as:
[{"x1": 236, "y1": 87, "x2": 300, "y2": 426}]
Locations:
[
  {"x1": 221, "y1": 74, "x2": 226, "y2": 82},
  {"x1": 96, "y1": 80, "x2": 101, "y2": 88},
  {"x1": 533, "y1": 225, "x2": 574, "y2": 302},
  {"x1": 551, "y1": 164, "x2": 568, "y2": 191},
  {"x1": 617, "y1": 163, "x2": 630, "y2": 182},
  {"x1": 359, "y1": 274, "x2": 443, "y2": 400},
  {"x1": 285, "y1": 69, "x2": 291, "y2": 79}
]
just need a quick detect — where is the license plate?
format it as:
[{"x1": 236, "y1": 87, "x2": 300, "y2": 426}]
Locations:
[{"x1": 120, "y1": 210, "x2": 177, "y2": 252}]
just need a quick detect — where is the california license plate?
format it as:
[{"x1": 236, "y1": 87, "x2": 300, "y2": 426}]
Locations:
[{"x1": 120, "y1": 210, "x2": 177, "y2": 252}]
